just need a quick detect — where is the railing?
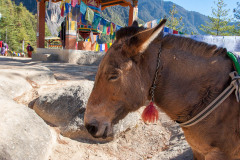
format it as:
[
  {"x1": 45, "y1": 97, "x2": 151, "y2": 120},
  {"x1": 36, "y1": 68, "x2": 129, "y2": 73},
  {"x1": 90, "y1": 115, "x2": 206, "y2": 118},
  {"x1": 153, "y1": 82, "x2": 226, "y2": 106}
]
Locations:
[{"x1": 48, "y1": 44, "x2": 62, "y2": 49}]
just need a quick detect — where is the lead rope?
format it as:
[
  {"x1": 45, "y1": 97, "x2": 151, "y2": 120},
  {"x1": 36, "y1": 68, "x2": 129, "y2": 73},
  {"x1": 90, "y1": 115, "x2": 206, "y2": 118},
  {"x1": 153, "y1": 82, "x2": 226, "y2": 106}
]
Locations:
[
  {"x1": 141, "y1": 46, "x2": 162, "y2": 123},
  {"x1": 179, "y1": 71, "x2": 240, "y2": 127}
]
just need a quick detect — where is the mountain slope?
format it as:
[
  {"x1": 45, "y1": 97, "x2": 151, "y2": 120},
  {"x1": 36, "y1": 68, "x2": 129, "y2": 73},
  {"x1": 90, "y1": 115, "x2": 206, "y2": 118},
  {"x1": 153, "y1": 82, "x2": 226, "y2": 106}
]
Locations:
[
  {"x1": 138, "y1": 0, "x2": 210, "y2": 34},
  {"x1": 13, "y1": 0, "x2": 37, "y2": 14}
]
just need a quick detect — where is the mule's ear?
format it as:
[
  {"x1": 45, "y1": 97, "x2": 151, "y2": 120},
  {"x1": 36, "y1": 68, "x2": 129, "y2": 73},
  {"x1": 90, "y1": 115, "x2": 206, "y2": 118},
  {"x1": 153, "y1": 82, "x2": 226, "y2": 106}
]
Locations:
[
  {"x1": 132, "y1": 21, "x2": 138, "y2": 27},
  {"x1": 125, "y1": 19, "x2": 166, "y2": 57}
]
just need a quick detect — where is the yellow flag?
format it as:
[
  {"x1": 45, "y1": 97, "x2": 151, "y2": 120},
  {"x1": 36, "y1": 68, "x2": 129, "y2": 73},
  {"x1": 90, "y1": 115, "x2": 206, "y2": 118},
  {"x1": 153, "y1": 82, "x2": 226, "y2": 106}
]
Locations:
[
  {"x1": 110, "y1": 23, "x2": 113, "y2": 35},
  {"x1": 71, "y1": 21, "x2": 76, "y2": 30},
  {"x1": 95, "y1": 44, "x2": 99, "y2": 51}
]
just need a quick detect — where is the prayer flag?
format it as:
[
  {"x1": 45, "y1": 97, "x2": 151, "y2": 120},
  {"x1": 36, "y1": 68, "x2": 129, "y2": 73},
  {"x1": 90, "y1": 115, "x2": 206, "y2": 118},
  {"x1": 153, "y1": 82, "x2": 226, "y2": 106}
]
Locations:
[
  {"x1": 71, "y1": 21, "x2": 76, "y2": 30},
  {"x1": 90, "y1": 31, "x2": 94, "y2": 43},
  {"x1": 71, "y1": 0, "x2": 78, "y2": 7},
  {"x1": 164, "y1": 27, "x2": 169, "y2": 33},
  {"x1": 65, "y1": 3, "x2": 71, "y2": 14},
  {"x1": 102, "y1": 25, "x2": 107, "y2": 34},
  {"x1": 85, "y1": 7, "x2": 94, "y2": 23},
  {"x1": 95, "y1": 44, "x2": 99, "y2": 51},
  {"x1": 105, "y1": 43, "x2": 108, "y2": 52},
  {"x1": 151, "y1": 20, "x2": 157, "y2": 28},
  {"x1": 173, "y1": 30, "x2": 178, "y2": 34},
  {"x1": 80, "y1": 0, "x2": 87, "y2": 14},
  {"x1": 92, "y1": 14, "x2": 102, "y2": 29},
  {"x1": 110, "y1": 23, "x2": 114, "y2": 35},
  {"x1": 116, "y1": 25, "x2": 121, "y2": 31},
  {"x1": 100, "y1": 44, "x2": 105, "y2": 52},
  {"x1": 81, "y1": 13, "x2": 87, "y2": 25},
  {"x1": 61, "y1": 5, "x2": 64, "y2": 17},
  {"x1": 107, "y1": 26, "x2": 110, "y2": 35},
  {"x1": 107, "y1": 43, "x2": 112, "y2": 49}
]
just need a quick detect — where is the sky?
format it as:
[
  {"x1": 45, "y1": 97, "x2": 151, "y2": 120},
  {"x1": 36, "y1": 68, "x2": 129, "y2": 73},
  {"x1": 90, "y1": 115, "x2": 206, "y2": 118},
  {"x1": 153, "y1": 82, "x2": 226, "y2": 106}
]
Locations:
[{"x1": 166, "y1": 0, "x2": 238, "y2": 18}]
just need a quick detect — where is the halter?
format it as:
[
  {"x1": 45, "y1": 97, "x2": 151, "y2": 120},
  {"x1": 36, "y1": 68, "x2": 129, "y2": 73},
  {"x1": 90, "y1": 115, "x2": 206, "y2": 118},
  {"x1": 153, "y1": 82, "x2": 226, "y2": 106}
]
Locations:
[
  {"x1": 150, "y1": 46, "x2": 162, "y2": 102},
  {"x1": 151, "y1": 49, "x2": 240, "y2": 127}
]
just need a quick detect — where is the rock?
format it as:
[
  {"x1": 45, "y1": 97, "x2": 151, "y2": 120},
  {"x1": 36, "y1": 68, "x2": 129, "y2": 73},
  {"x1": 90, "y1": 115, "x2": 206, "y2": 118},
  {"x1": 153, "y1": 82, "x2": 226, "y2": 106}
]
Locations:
[
  {"x1": 76, "y1": 51, "x2": 104, "y2": 65},
  {"x1": 60, "y1": 110, "x2": 141, "y2": 142},
  {"x1": 33, "y1": 80, "x2": 142, "y2": 142},
  {"x1": 33, "y1": 80, "x2": 94, "y2": 127},
  {"x1": 18, "y1": 65, "x2": 57, "y2": 85},
  {"x1": 0, "y1": 99, "x2": 52, "y2": 160},
  {"x1": 0, "y1": 64, "x2": 56, "y2": 99},
  {"x1": 0, "y1": 71, "x2": 32, "y2": 99}
]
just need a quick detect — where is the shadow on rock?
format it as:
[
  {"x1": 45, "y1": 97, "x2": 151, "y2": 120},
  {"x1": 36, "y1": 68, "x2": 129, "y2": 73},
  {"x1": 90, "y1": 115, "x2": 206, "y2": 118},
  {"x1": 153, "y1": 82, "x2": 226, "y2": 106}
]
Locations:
[{"x1": 171, "y1": 148, "x2": 193, "y2": 160}]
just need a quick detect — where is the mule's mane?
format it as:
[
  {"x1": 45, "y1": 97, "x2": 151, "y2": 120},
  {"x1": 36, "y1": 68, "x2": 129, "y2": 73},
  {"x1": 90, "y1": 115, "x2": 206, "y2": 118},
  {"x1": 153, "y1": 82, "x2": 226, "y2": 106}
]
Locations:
[
  {"x1": 162, "y1": 34, "x2": 227, "y2": 58},
  {"x1": 116, "y1": 25, "x2": 145, "y2": 41}
]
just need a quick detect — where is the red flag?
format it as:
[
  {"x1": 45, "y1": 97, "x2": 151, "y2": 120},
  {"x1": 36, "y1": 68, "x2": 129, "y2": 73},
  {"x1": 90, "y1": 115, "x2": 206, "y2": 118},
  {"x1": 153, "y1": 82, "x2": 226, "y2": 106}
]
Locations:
[
  {"x1": 173, "y1": 30, "x2": 179, "y2": 34},
  {"x1": 71, "y1": 0, "x2": 78, "y2": 7},
  {"x1": 105, "y1": 43, "x2": 108, "y2": 52},
  {"x1": 61, "y1": 5, "x2": 64, "y2": 17}
]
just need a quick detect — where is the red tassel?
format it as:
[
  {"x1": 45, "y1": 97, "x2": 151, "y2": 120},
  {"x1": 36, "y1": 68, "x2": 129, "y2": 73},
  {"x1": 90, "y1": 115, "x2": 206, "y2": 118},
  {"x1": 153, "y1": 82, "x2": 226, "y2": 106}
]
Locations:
[{"x1": 141, "y1": 102, "x2": 159, "y2": 123}]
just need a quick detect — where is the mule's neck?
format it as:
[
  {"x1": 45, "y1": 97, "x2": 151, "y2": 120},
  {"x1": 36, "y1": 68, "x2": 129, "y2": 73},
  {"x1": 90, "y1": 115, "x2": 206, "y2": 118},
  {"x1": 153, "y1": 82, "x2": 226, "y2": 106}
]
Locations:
[{"x1": 151, "y1": 44, "x2": 233, "y2": 123}]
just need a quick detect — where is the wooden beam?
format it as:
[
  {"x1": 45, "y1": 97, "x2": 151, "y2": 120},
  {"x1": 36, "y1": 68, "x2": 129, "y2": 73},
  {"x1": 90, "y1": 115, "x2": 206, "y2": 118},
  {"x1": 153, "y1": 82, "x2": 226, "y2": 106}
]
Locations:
[
  {"x1": 128, "y1": 5, "x2": 138, "y2": 26},
  {"x1": 37, "y1": 0, "x2": 45, "y2": 48}
]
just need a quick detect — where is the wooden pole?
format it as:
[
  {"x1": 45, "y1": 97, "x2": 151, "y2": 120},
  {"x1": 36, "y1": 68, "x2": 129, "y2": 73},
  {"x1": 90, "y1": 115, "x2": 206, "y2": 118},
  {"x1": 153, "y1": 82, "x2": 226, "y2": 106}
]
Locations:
[
  {"x1": 128, "y1": 5, "x2": 138, "y2": 26},
  {"x1": 37, "y1": 0, "x2": 45, "y2": 48}
]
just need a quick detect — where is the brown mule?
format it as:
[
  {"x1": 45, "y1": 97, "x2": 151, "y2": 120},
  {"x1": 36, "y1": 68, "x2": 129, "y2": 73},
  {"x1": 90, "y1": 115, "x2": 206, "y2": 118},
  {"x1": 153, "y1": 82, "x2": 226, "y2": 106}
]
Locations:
[{"x1": 84, "y1": 19, "x2": 240, "y2": 160}]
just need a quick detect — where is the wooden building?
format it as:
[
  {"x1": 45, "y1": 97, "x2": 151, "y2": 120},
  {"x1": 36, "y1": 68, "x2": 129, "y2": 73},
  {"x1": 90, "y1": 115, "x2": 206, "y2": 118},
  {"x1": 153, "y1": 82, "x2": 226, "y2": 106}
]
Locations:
[{"x1": 36, "y1": 0, "x2": 138, "y2": 50}]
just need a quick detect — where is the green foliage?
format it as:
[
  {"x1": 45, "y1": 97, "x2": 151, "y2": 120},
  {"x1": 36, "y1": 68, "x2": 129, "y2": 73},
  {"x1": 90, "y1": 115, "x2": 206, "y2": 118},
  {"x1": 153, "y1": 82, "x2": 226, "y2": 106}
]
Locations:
[
  {"x1": 234, "y1": 2, "x2": 240, "y2": 20},
  {"x1": 0, "y1": 0, "x2": 51, "y2": 53},
  {"x1": 165, "y1": 5, "x2": 184, "y2": 32},
  {"x1": 233, "y1": 2, "x2": 240, "y2": 36},
  {"x1": 0, "y1": 0, "x2": 37, "y2": 52},
  {"x1": 199, "y1": 0, "x2": 234, "y2": 36}
]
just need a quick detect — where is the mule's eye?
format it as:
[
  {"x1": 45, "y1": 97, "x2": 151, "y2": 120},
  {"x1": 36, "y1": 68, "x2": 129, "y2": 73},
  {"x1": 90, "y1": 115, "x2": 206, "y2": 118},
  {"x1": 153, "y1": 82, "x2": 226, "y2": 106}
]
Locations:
[{"x1": 108, "y1": 74, "x2": 119, "y2": 81}]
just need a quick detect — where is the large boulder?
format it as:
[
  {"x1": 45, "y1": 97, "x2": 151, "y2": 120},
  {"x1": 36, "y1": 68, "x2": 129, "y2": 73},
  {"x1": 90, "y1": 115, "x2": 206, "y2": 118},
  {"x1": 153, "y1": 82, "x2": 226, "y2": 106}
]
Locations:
[
  {"x1": 33, "y1": 80, "x2": 141, "y2": 142},
  {"x1": 0, "y1": 99, "x2": 52, "y2": 160},
  {"x1": 33, "y1": 80, "x2": 94, "y2": 127}
]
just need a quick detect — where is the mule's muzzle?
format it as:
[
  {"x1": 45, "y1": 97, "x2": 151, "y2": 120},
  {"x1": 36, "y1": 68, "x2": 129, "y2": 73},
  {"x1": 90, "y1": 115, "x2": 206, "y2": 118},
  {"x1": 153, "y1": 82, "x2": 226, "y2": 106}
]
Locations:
[
  {"x1": 85, "y1": 123, "x2": 98, "y2": 137},
  {"x1": 85, "y1": 121, "x2": 112, "y2": 139}
]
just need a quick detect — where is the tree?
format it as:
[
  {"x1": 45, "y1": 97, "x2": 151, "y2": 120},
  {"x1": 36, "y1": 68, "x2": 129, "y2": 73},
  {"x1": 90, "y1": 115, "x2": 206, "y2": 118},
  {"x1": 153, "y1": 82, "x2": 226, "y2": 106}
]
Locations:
[
  {"x1": 233, "y1": 2, "x2": 240, "y2": 35},
  {"x1": 165, "y1": 4, "x2": 184, "y2": 32},
  {"x1": 200, "y1": 0, "x2": 234, "y2": 36},
  {"x1": 234, "y1": 2, "x2": 240, "y2": 20},
  {"x1": 0, "y1": 0, "x2": 51, "y2": 52}
]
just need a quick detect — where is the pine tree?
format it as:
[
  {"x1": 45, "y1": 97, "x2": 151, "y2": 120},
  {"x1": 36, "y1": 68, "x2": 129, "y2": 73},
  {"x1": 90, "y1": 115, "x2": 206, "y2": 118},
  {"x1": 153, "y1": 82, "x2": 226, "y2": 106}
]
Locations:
[
  {"x1": 0, "y1": 0, "x2": 51, "y2": 52},
  {"x1": 234, "y1": 2, "x2": 240, "y2": 20},
  {"x1": 233, "y1": 2, "x2": 240, "y2": 35},
  {"x1": 166, "y1": 4, "x2": 184, "y2": 32},
  {"x1": 200, "y1": 0, "x2": 234, "y2": 36}
]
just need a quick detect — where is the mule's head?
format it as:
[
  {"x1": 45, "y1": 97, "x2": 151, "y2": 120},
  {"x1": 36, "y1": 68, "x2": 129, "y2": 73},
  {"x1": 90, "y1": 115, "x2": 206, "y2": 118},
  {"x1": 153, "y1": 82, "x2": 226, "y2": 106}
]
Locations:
[{"x1": 84, "y1": 19, "x2": 166, "y2": 138}]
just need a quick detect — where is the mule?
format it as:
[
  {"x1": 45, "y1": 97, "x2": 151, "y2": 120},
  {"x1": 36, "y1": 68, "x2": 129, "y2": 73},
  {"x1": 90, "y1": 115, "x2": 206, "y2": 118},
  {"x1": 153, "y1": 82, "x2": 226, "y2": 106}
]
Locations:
[{"x1": 84, "y1": 19, "x2": 240, "y2": 160}]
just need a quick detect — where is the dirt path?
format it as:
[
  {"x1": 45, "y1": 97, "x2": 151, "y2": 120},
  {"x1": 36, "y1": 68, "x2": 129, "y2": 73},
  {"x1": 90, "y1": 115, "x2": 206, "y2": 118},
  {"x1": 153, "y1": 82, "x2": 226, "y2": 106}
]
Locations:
[{"x1": 48, "y1": 112, "x2": 192, "y2": 160}]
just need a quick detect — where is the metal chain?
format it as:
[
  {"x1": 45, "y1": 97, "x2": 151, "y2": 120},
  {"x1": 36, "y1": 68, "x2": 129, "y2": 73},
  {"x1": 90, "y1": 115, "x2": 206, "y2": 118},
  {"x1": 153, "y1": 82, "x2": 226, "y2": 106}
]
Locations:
[{"x1": 150, "y1": 46, "x2": 162, "y2": 102}]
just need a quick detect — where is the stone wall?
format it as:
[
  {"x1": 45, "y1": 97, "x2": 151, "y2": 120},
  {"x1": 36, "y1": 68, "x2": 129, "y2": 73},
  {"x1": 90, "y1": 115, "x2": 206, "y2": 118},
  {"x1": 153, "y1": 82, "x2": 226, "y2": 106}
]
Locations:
[{"x1": 33, "y1": 48, "x2": 104, "y2": 65}]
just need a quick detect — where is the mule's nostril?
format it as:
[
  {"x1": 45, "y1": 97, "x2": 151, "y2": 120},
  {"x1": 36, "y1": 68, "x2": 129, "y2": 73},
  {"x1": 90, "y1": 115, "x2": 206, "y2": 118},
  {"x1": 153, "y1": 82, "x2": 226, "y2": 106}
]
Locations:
[
  {"x1": 102, "y1": 126, "x2": 108, "y2": 139},
  {"x1": 86, "y1": 124, "x2": 98, "y2": 136}
]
